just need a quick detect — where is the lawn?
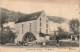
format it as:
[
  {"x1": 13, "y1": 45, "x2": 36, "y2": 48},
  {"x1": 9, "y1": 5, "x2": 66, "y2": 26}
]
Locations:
[
  {"x1": 45, "y1": 40, "x2": 79, "y2": 47},
  {"x1": 1, "y1": 40, "x2": 79, "y2": 48}
]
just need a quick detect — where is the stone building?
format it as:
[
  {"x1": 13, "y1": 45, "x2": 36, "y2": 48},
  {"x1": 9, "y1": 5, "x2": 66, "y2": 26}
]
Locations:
[{"x1": 15, "y1": 11, "x2": 49, "y2": 43}]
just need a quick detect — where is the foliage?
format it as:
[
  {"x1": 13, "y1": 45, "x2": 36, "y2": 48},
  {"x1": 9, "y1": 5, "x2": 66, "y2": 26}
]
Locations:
[
  {"x1": 69, "y1": 19, "x2": 79, "y2": 35},
  {"x1": 22, "y1": 32, "x2": 36, "y2": 42},
  {"x1": 0, "y1": 8, "x2": 22, "y2": 34},
  {"x1": 57, "y1": 26, "x2": 71, "y2": 39},
  {"x1": 39, "y1": 32, "x2": 46, "y2": 37},
  {"x1": 0, "y1": 26, "x2": 16, "y2": 44},
  {"x1": 50, "y1": 35, "x2": 56, "y2": 40}
]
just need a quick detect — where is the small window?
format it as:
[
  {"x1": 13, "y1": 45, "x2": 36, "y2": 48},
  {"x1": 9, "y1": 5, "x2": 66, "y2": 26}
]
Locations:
[
  {"x1": 40, "y1": 28, "x2": 41, "y2": 32},
  {"x1": 46, "y1": 24, "x2": 48, "y2": 28},
  {"x1": 29, "y1": 23, "x2": 31, "y2": 32},
  {"x1": 40, "y1": 18, "x2": 41, "y2": 21},
  {"x1": 46, "y1": 20, "x2": 48, "y2": 23},
  {"x1": 29, "y1": 28, "x2": 31, "y2": 32},
  {"x1": 46, "y1": 29, "x2": 48, "y2": 34},
  {"x1": 22, "y1": 24, "x2": 24, "y2": 34},
  {"x1": 22, "y1": 24, "x2": 23, "y2": 28},
  {"x1": 40, "y1": 22, "x2": 41, "y2": 27},
  {"x1": 30, "y1": 23, "x2": 31, "y2": 27}
]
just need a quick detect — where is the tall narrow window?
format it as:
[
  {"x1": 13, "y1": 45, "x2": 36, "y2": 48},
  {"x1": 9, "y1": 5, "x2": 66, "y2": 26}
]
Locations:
[
  {"x1": 40, "y1": 28, "x2": 41, "y2": 32},
  {"x1": 46, "y1": 20, "x2": 48, "y2": 24},
  {"x1": 40, "y1": 18, "x2": 42, "y2": 32},
  {"x1": 29, "y1": 23, "x2": 31, "y2": 32},
  {"x1": 40, "y1": 22, "x2": 41, "y2": 27},
  {"x1": 22, "y1": 29, "x2": 23, "y2": 34},
  {"x1": 40, "y1": 18, "x2": 41, "y2": 27},
  {"x1": 46, "y1": 29, "x2": 48, "y2": 34},
  {"x1": 30, "y1": 23, "x2": 31, "y2": 27},
  {"x1": 29, "y1": 28, "x2": 31, "y2": 32},
  {"x1": 46, "y1": 24, "x2": 48, "y2": 28},
  {"x1": 22, "y1": 24, "x2": 24, "y2": 34},
  {"x1": 40, "y1": 18, "x2": 41, "y2": 21},
  {"x1": 46, "y1": 20, "x2": 48, "y2": 28},
  {"x1": 22, "y1": 24, "x2": 23, "y2": 28}
]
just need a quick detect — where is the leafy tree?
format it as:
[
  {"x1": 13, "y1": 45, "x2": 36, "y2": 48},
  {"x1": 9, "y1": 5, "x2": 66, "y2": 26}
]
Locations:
[
  {"x1": 57, "y1": 26, "x2": 64, "y2": 32},
  {"x1": 57, "y1": 26, "x2": 71, "y2": 39},
  {"x1": 69, "y1": 19, "x2": 79, "y2": 35},
  {"x1": 1, "y1": 9, "x2": 8, "y2": 35},
  {"x1": 0, "y1": 26, "x2": 16, "y2": 44}
]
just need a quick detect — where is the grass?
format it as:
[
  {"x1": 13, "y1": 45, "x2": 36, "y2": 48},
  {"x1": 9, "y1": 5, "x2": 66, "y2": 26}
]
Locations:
[
  {"x1": 46, "y1": 40, "x2": 79, "y2": 47},
  {"x1": 0, "y1": 40, "x2": 79, "y2": 48}
]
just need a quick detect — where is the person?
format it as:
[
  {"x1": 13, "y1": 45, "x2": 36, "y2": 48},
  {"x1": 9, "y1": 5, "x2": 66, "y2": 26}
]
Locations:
[{"x1": 56, "y1": 31, "x2": 60, "y2": 46}]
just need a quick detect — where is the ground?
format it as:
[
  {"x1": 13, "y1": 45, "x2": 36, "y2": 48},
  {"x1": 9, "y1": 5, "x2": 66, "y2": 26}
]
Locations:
[
  {"x1": 0, "y1": 39, "x2": 79, "y2": 52},
  {"x1": 0, "y1": 46, "x2": 79, "y2": 52}
]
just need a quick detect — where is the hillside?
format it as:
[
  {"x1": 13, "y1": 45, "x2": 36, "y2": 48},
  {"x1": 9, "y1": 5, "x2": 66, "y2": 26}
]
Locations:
[
  {"x1": 0, "y1": 8, "x2": 27, "y2": 24},
  {"x1": 48, "y1": 16, "x2": 70, "y2": 32},
  {"x1": 0, "y1": 8, "x2": 69, "y2": 28},
  {"x1": 48, "y1": 16, "x2": 69, "y2": 23},
  {"x1": 0, "y1": 8, "x2": 69, "y2": 23}
]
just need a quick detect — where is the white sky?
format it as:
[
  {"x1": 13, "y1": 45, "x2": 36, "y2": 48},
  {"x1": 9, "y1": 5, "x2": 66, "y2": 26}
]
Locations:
[{"x1": 0, "y1": 0, "x2": 80, "y2": 19}]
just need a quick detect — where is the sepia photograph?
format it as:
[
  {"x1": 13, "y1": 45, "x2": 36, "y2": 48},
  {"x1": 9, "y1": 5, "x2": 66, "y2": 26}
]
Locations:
[{"x1": 0, "y1": 0, "x2": 80, "y2": 52}]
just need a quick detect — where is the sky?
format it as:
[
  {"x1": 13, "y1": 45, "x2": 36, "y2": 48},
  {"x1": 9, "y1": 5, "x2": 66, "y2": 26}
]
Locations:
[{"x1": 0, "y1": 0, "x2": 80, "y2": 20}]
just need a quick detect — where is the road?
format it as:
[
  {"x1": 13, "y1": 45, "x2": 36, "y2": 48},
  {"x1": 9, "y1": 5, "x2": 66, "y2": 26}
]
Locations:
[{"x1": 0, "y1": 46, "x2": 79, "y2": 52}]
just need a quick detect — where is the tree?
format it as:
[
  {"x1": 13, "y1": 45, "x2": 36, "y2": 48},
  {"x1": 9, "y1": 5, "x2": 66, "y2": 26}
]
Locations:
[
  {"x1": 69, "y1": 19, "x2": 79, "y2": 35},
  {"x1": 0, "y1": 9, "x2": 8, "y2": 35},
  {"x1": 0, "y1": 26, "x2": 16, "y2": 44},
  {"x1": 57, "y1": 26, "x2": 71, "y2": 39}
]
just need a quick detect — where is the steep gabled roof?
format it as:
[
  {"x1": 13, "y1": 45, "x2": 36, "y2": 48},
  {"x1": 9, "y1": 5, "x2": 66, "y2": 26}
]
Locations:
[{"x1": 16, "y1": 11, "x2": 44, "y2": 23}]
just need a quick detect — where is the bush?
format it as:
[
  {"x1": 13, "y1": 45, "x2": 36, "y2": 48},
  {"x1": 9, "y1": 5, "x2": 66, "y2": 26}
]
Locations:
[
  {"x1": 0, "y1": 30, "x2": 16, "y2": 44},
  {"x1": 50, "y1": 35, "x2": 56, "y2": 40},
  {"x1": 57, "y1": 26, "x2": 71, "y2": 39},
  {"x1": 39, "y1": 32, "x2": 46, "y2": 37},
  {"x1": 58, "y1": 31, "x2": 71, "y2": 39}
]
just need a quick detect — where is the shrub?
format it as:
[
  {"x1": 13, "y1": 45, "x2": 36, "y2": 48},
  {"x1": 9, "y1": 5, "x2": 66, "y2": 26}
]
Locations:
[
  {"x1": 0, "y1": 30, "x2": 16, "y2": 44},
  {"x1": 58, "y1": 31, "x2": 71, "y2": 39},
  {"x1": 57, "y1": 26, "x2": 71, "y2": 39},
  {"x1": 50, "y1": 35, "x2": 56, "y2": 40},
  {"x1": 39, "y1": 32, "x2": 46, "y2": 37}
]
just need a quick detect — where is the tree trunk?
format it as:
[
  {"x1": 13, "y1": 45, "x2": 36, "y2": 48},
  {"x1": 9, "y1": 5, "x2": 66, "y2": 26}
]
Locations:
[{"x1": 1, "y1": 23, "x2": 3, "y2": 35}]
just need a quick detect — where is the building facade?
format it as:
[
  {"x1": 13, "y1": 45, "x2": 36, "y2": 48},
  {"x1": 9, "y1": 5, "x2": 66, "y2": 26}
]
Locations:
[{"x1": 15, "y1": 11, "x2": 49, "y2": 43}]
